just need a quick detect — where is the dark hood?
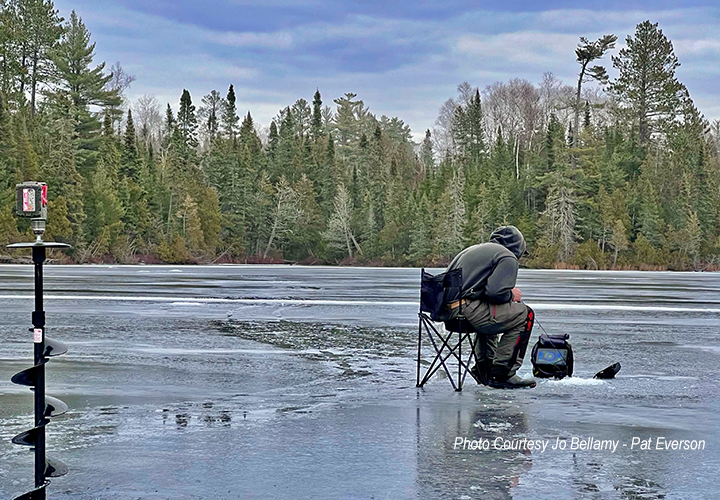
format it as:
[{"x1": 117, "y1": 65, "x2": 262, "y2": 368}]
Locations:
[{"x1": 489, "y1": 226, "x2": 526, "y2": 259}]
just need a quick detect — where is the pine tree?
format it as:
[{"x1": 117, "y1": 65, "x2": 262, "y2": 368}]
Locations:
[
  {"x1": 124, "y1": 109, "x2": 136, "y2": 155},
  {"x1": 583, "y1": 100, "x2": 591, "y2": 129},
  {"x1": 200, "y1": 89, "x2": 223, "y2": 143},
  {"x1": 611, "y1": 20, "x2": 687, "y2": 144},
  {"x1": 407, "y1": 194, "x2": 433, "y2": 264},
  {"x1": 177, "y1": 89, "x2": 198, "y2": 149},
  {"x1": 222, "y1": 84, "x2": 239, "y2": 140},
  {"x1": 637, "y1": 175, "x2": 662, "y2": 245},
  {"x1": 311, "y1": 89, "x2": 323, "y2": 139},
  {"x1": 572, "y1": 34, "x2": 616, "y2": 151},
  {"x1": 16, "y1": 0, "x2": 64, "y2": 114},
  {"x1": 49, "y1": 12, "x2": 118, "y2": 109},
  {"x1": 543, "y1": 170, "x2": 577, "y2": 262},
  {"x1": 267, "y1": 120, "x2": 278, "y2": 159},
  {"x1": 454, "y1": 88, "x2": 484, "y2": 165},
  {"x1": 120, "y1": 108, "x2": 139, "y2": 179},
  {"x1": 420, "y1": 129, "x2": 434, "y2": 174},
  {"x1": 49, "y1": 10, "x2": 120, "y2": 173},
  {"x1": 434, "y1": 167, "x2": 466, "y2": 258},
  {"x1": 239, "y1": 111, "x2": 262, "y2": 155},
  {"x1": 164, "y1": 104, "x2": 175, "y2": 138},
  {"x1": 177, "y1": 194, "x2": 204, "y2": 253}
]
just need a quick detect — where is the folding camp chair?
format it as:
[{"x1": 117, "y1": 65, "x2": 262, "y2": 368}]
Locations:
[{"x1": 416, "y1": 268, "x2": 480, "y2": 391}]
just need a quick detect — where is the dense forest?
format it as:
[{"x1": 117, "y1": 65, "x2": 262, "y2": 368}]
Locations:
[{"x1": 1, "y1": 2, "x2": 719, "y2": 270}]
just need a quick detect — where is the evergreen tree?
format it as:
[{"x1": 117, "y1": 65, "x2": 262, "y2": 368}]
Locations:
[
  {"x1": 177, "y1": 89, "x2": 198, "y2": 149},
  {"x1": 239, "y1": 111, "x2": 262, "y2": 155},
  {"x1": 267, "y1": 120, "x2": 278, "y2": 159},
  {"x1": 120, "y1": 108, "x2": 140, "y2": 179},
  {"x1": 222, "y1": 83, "x2": 239, "y2": 140},
  {"x1": 48, "y1": 10, "x2": 120, "y2": 173},
  {"x1": 311, "y1": 88, "x2": 323, "y2": 139},
  {"x1": 572, "y1": 34, "x2": 616, "y2": 151},
  {"x1": 611, "y1": 20, "x2": 687, "y2": 144},
  {"x1": 543, "y1": 169, "x2": 577, "y2": 262},
  {"x1": 200, "y1": 89, "x2": 223, "y2": 143},
  {"x1": 124, "y1": 109, "x2": 136, "y2": 152},
  {"x1": 420, "y1": 129, "x2": 434, "y2": 174},
  {"x1": 583, "y1": 100, "x2": 591, "y2": 129},
  {"x1": 16, "y1": 0, "x2": 64, "y2": 114},
  {"x1": 49, "y1": 12, "x2": 118, "y2": 108},
  {"x1": 164, "y1": 104, "x2": 175, "y2": 136}
]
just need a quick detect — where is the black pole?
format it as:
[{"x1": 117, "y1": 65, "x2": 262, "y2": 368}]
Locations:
[{"x1": 32, "y1": 245, "x2": 46, "y2": 494}]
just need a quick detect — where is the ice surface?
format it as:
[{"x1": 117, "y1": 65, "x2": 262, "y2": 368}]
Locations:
[{"x1": 0, "y1": 265, "x2": 718, "y2": 499}]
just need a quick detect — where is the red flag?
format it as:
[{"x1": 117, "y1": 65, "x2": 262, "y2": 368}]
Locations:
[{"x1": 41, "y1": 184, "x2": 47, "y2": 207}]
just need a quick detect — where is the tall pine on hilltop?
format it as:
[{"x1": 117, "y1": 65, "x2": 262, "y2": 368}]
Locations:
[
  {"x1": 610, "y1": 20, "x2": 687, "y2": 144},
  {"x1": 177, "y1": 89, "x2": 197, "y2": 149},
  {"x1": 222, "y1": 84, "x2": 239, "y2": 141},
  {"x1": 49, "y1": 10, "x2": 120, "y2": 174}
]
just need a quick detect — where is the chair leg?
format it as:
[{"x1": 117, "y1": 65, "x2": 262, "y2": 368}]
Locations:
[
  {"x1": 419, "y1": 317, "x2": 457, "y2": 390},
  {"x1": 417, "y1": 314, "x2": 480, "y2": 390},
  {"x1": 460, "y1": 332, "x2": 481, "y2": 386},
  {"x1": 457, "y1": 329, "x2": 462, "y2": 391},
  {"x1": 416, "y1": 314, "x2": 422, "y2": 387},
  {"x1": 422, "y1": 329, "x2": 468, "y2": 389}
]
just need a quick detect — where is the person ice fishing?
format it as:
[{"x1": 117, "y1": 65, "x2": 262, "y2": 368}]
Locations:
[{"x1": 445, "y1": 226, "x2": 536, "y2": 389}]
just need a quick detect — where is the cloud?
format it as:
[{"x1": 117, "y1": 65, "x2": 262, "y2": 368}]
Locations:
[
  {"x1": 52, "y1": 0, "x2": 720, "y2": 140},
  {"x1": 456, "y1": 32, "x2": 579, "y2": 66},
  {"x1": 674, "y1": 38, "x2": 720, "y2": 56},
  {"x1": 205, "y1": 31, "x2": 294, "y2": 49}
]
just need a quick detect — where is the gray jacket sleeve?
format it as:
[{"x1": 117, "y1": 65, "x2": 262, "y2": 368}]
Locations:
[{"x1": 485, "y1": 256, "x2": 518, "y2": 303}]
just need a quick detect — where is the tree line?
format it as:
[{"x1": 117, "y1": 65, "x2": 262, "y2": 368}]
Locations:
[{"x1": 1, "y1": 2, "x2": 719, "y2": 270}]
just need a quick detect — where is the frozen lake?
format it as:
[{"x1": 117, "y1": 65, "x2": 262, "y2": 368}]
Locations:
[{"x1": 0, "y1": 265, "x2": 718, "y2": 499}]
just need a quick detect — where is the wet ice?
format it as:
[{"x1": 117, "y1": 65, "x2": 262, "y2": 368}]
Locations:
[{"x1": 0, "y1": 265, "x2": 718, "y2": 499}]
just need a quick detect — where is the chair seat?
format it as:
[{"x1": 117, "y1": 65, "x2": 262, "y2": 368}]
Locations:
[{"x1": 444, "y1": 318, "x2": 475, "y2": 333}]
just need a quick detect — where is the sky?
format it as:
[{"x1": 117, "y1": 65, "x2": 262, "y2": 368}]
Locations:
[{"x1": 53, "y1": 0, "x2": 720, "y2": 141}]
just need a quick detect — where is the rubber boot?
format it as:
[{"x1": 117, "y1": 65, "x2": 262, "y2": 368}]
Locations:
[{"x1": 488, "y1": 374, "x2": 536, "y2": 389}]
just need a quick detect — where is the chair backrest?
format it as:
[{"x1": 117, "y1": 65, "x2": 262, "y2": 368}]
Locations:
[{"x1": 420, "y1": 268, "x2": 462, "y2": 322}]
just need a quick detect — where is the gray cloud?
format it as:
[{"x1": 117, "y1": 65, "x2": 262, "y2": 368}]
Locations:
[{"x1": 54, "y1": 0, "x2": 720, "y2": 141}]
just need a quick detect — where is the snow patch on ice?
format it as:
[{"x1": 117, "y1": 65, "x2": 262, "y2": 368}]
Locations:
[
  {"x1": 545, "y1": 377, "x2": 604, "y2": 386},
  {"x1": 473, "y1": 420, "x2": 513, "y2": 432}
]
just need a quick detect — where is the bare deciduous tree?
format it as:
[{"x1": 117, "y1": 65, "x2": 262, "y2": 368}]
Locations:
[
  {"x1": 133, "y1": 94, "x2": 163, "y2": 148},
  {"x1": 263, "y1": 176, "x2": 301, "y2": 258},
  {"x1": 324, "y1": 184, "x2": 361, "y2": 258}
]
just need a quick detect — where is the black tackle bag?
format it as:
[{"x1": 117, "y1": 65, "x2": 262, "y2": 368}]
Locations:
[{"x1": 531, "y1": 333, "x2": 573, "y2": 379}]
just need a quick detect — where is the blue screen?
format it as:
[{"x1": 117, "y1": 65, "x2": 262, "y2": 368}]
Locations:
[{"x1": 536, "y1": 348, "x2": 568, "y2": 365}]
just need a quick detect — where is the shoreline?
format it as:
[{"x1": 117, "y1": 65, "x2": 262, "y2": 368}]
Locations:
[{"x1": 0, "y1": 255, "x2": 717, "y2": 272}]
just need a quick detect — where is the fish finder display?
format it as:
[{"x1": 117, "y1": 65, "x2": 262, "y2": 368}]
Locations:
[{"x1": 536, "y1": 348, "x2": 568, "y2": 365}]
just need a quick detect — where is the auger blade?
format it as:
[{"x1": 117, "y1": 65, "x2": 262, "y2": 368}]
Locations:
[
  {"x1": 43, "y1": 337, "x2": 68, "y2": 357},
  {"x1": 594, "y1": 362, "x2": 622, "y2": 379},
  {"x1": 12, "y1": 484, "x2": 46, "y2": 500},
  {"x1": 11, "y1": 425, "x2": 43, "y2": 447},
  {"x1": 44, "y1": 395, "x2": 68, "y2": 418},
  {"x1": 45, "y1": 457, "x2": 68, "y2": 478},
  {"x1": 10, "y1": 360, "x2": 46, "y2": 387}
]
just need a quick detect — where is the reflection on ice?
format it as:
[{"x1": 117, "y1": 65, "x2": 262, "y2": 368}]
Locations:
[{"x1": 0, "y1": 265, "x2": 718, "y2": 499}]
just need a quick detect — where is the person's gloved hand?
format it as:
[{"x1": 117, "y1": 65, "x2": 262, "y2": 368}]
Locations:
[{"x1": 511, "y1": 287, "x2": 522, "y2": 302}]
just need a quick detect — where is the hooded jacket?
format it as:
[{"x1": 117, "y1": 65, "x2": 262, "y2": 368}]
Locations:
[{"x1": 445, "y1": 226, "x2": 526, "y2": 304}]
